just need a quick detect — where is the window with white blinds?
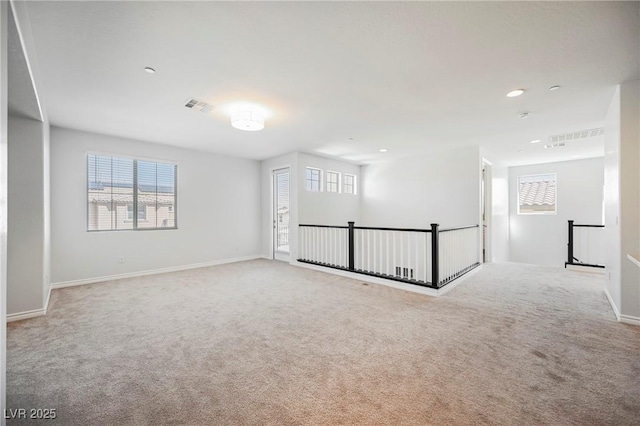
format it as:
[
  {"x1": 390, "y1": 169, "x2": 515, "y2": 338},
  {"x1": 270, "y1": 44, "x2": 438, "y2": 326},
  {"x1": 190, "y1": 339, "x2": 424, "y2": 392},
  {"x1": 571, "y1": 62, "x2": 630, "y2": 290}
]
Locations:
[{"x1": 87, "y1": 154, "x2": 177, "y2": 231}]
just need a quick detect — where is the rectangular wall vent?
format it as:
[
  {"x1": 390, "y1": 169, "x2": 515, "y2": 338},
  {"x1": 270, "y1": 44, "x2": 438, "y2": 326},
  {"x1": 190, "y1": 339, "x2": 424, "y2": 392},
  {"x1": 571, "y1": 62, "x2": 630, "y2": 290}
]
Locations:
[
  {"x1": 549, "y1": 127, "x2": 604, "y2": 144},
  {"x1": 395, "y1": 266, "x2": 414, "y2": 279},
  {"x1": 184, "y1": 98, "x2": 213, "y2": 114}
]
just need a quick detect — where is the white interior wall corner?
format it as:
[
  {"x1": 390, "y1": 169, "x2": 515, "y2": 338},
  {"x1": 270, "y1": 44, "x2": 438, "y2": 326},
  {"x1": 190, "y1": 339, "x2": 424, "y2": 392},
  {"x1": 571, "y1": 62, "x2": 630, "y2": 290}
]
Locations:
[{"x1": 0, "y1": 1, "x2": 8, "y2": 422}]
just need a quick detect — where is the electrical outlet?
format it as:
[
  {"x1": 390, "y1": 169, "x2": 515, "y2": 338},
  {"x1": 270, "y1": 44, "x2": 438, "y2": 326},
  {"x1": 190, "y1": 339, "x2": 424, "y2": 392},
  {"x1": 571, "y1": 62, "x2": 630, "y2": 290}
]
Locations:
[{"x1": 118, "y1": 256, "x2": 125, "y2": 264}]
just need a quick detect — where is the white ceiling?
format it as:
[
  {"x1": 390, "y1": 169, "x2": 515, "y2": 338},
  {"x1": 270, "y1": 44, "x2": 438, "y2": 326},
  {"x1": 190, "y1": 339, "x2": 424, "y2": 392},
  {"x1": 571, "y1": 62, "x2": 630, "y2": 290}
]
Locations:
[{"x1": 23, "y1": 1, "x2": 640, "y2": 166}]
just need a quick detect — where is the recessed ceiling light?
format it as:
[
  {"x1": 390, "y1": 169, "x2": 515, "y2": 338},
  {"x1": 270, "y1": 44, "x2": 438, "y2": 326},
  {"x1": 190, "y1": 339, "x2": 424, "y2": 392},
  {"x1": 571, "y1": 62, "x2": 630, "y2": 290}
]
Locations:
[
  {"x1": 519, "y1": 112, "x2": 529, "y2": 119},
  {"x1": 530, "y1": 139, "x2": 541, "y2": 144},
  {"x1": 379, "y1": 148, "x2": 388, "y2": 153},
  {"x1": 571, "y1": 155, "x2": 580, "y2": 158},
  {"x1": 144, "y1": 67, "x2": 156, "y2": 74},
  {"x1": 507, "y1": 89, "x2": 525, "y2": 97},
  {"x1": 549, "y1": 85, "x2": 560, "y2": 91}
]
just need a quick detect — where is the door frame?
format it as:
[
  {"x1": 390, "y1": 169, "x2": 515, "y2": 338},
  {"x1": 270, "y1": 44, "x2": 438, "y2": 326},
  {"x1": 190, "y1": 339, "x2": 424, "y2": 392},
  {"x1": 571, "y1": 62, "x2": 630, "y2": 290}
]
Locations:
[
  {"x1": 481, "y1": 159, "x2": 493, "y2": 263},
  {"x1": 271, "y1": 166, "x2": 291, "y2": 262}
]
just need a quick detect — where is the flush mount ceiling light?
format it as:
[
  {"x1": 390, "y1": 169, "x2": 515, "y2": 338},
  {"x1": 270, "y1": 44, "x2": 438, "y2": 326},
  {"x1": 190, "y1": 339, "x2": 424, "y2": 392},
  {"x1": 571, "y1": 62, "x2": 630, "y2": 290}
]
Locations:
[
  {"x1": 379, "y1": 148, "x2": 388, "y2": 153},
  {"x1": 144, "y1": 67, "x2": 156, "y2": 74},
  {"x1": 506, "y1": 89, "x2": 525, "y2": 97},
  {"x1": 549, "y1": 85, "x2": 561, "y2": 91},
  {"x1": 530, "y1": 139, "x2": 541, "y2": 144},
  {"x1": 230, "y1": 109, "x2": 265, "y2": 131}
]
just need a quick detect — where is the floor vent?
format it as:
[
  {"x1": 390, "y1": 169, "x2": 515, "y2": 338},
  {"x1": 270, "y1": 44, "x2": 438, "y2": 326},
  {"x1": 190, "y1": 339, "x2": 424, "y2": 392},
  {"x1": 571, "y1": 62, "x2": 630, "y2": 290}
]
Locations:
[
  {"x1": 549, "y1": 127, "x2": 604, "y2": 144},
  {"x1": 184, "y1": 98, "x2": 213, "y2": 114}
]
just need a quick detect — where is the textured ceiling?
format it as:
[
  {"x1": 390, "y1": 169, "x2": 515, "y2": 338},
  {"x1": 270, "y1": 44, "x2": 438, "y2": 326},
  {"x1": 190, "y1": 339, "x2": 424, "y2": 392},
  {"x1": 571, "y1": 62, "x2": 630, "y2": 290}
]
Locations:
[{"x1": 22, "y1": 1, "x2": 640, "y2": 165}]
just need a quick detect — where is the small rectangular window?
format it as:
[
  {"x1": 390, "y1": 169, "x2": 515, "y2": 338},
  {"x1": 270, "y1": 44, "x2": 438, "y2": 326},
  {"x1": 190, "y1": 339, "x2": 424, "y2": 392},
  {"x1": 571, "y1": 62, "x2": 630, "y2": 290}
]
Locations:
[
  {"x1": 518, "y1": 173, "x2": 556, "y2": 215},
  {"x1": 127, "y1": 204, "x2": 146, "y2": 221},
  {"x1": 306, "y1": 167, "x2": 322, "y2": 192},
  {"x1": 87, "y1": 154, "x2": 177, "y2": 231},
  {"x1": 344, "y1": 174, "x2": 357, "y2": 195},
  {"x1": 326, "y1": 171, "x2": 340, "y2": 193}
]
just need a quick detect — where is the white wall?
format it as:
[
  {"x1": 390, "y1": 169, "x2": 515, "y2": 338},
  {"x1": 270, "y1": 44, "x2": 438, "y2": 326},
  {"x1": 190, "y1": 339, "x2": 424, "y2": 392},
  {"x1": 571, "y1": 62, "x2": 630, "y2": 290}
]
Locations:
[
  {"x1": 603, "y1": 81, "x2": 640, "y2": 323},
  {"x1": 0, "y1": 0, "x2": 7, "y2": 420},
  {"x1": 5, "y1": 0, "x2": 51, "y2": 320},
  {"x1": 618, "y1": 80, "x2": 640, "y2": 319},
  {"x1": 508, "y1": 158, "x2": 604, "y2": 267},
  {"x1": 42, "y1": 121, "x2": 50, "y2": 305},
  {"x1": 7, "y1": 115, "x2": 47, "y2": 315},
  {"x1": 50, "y1": 126, "x2": 261, "y2": 284},
  {"x1": 298, "y1": 153, "x2": 360, "y2": 226},
  {"x1": 360, "y1": 146, "x2": 480, "y2": 229},
  {"x1": 260, "y1": 152, "x2": 360, "y2": 262},
  {"x1": 491, "y1": 164, "x2": 509, "y2": 262},
  {"x1": 604, "y1": 86, "x2": 622, "y2": 312}
]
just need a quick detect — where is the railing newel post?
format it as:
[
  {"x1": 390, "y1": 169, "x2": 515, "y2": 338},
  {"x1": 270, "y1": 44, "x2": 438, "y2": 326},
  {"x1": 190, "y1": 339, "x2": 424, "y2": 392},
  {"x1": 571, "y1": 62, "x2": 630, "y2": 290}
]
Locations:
[
  {"x1": 348, "y1": 221, "x2": 355, "y2": 271},
  {"x1": 567, "y1": 220, "x2": 574, "y2": 268},
  {"x1": 431, "y1": 223, "x2": 439, "y2": 288}
]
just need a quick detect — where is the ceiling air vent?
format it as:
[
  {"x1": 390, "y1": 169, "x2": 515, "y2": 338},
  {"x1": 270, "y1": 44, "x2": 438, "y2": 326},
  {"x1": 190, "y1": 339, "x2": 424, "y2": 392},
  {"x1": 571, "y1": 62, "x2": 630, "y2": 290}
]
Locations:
[
  {"x1": 549, "y1": 127, "x2": 604, "y2": 144},
  {"x1": 544, "y1": 142, "x2": 566, "y2": 149},
  {"x1": 184, "y1": 98, "x2": 213, "y2": 114}
]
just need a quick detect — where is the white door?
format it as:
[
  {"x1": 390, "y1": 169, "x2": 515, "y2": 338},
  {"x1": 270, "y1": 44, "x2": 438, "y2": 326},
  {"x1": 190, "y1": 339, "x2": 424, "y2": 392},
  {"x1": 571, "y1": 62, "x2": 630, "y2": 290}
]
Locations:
[{"x1": 273, "y1": 168, "x2": 290, "y2": 261}]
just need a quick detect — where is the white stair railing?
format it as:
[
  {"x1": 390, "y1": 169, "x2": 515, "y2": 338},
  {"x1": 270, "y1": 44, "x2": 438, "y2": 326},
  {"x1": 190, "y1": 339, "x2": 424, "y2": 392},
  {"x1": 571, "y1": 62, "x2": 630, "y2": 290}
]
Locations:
[
  {"x1": 298, "y1": 222, "x2": 480, "y2": 289},
  {"x1": 438, "y1": 225, "x2": 480, "y2": 285}
]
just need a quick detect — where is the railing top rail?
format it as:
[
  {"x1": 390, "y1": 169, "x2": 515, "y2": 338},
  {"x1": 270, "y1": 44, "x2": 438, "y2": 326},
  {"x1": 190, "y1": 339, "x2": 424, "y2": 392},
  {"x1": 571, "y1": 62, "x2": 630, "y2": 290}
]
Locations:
[
  {"x1": 572, "y1": 224, "x2": 605, "y2": 228},
  {"x1": 299, "y1": 224, "x2": 349, "y2": 229},
  {"x1": 353, "y1": 226, "x2": 431, "y2": 233},
  {"x1": 439, "y1": 224, "x2": 479, "y2": 233}
]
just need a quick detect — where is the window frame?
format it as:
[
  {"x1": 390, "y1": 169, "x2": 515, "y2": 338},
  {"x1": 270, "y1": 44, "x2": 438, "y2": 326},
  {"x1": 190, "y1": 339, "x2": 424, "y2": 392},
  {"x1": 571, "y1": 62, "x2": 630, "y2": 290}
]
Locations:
[
  {"x1": 343, "y1": 174, "x2": 357, "y2": 195},
  {"x1": 305, "y1": 167, "x2": 323, "y2": 192},
  {"x1": 86, "y1": 153, "x2": 178, "y2": 231},
  {"x1": 517, "y1": 173, "x2": 557, "y2": 215},
  {"x1": 326, "y1": 170, "x2": 341, "y2": 193}
]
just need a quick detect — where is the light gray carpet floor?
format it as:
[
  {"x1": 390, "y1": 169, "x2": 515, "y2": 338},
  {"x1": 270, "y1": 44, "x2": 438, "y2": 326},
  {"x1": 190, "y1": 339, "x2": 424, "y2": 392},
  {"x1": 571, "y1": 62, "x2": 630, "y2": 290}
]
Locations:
[{"x1": 6, "y1": 260, "x2": 640, "y2": 425}]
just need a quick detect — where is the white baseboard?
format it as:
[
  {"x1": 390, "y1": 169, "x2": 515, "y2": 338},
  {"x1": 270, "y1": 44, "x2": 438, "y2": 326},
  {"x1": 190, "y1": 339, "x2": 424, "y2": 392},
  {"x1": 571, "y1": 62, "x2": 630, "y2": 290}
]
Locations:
[
  {"x1": 51, "y1": 254, "x2": 264, "y2": 290},
  {"x1": 7, "y1": 284, "x2": 53, "y2": 323},
  {"x1": 7, "y1": 307, "x2": 47, "y2": 323},
  {"x1": 292, "y1": 261, "x2": 482, "y2": 297},
  {"x1": 602, "y1": 288, "x2": 640, "y2": 326},
  {"x1": 8, "y1": 256, "x2": 263, "y2": 323},
  {"x1": 44, "y1": 284, "x2": 52, "y2": 313},
  {"x1": 620, "y1": 314, "x2": 640, "y2": 326},
  {"x1": 293, "y1": 261, "x2": 438, "y2": 296},
  {"x1": 436, "y1": 264, "x2": 483, "y2": 296},
  {"x1": 603, "y1": 287, "x2": 621, "y2": 321}
]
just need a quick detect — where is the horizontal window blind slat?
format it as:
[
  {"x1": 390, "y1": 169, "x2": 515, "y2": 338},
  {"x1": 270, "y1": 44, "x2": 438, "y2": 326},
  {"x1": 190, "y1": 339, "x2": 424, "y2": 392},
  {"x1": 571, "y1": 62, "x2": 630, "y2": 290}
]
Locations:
[{"x1": 87, "y1": 154, "x2": 177, "y2": 231}]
